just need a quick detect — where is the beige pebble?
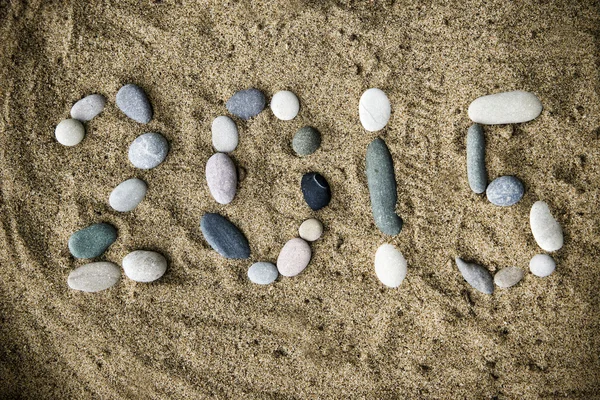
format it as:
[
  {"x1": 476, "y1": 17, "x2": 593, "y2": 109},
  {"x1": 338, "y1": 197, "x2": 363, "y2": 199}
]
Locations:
[
  {"x1": 494, "y1": 266, "x2": 524, "y2": 288},
  {"x1": 298, "y1": 218, "x2": 323, "y2": 242},
  {"x1": 277, "y1": 238, "x2": 311, "y2": 277}
]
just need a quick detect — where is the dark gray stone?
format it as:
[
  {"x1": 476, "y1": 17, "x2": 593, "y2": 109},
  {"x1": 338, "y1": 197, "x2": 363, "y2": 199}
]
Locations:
[
  {"x1": 486, "y1": 175, "x2": 524, "y2": 206},
  {"x1": 466, "y1": 124, "x2": 487, "y2": 194},
  {"x1": 226, "y1": 88, "x2": 266, "y2": 120},
  {"x1": 200, "y1": 213, "x2": 250, "y2": 259},
  {"x1": 301, "y1": 172, "x2": 331, "y2": 211},
  {"x1": 455, "y1": 257, "x2": 494, "y2": 295},
  {"x1": 292, "y1": 126, "x2": 321, "y2": 156},
  {"x1": 68, "y1": 223, "x2": 118, "y2": 259},
  {"x1": 116, "y1": 84, "x2": 153, "y2": 124}
]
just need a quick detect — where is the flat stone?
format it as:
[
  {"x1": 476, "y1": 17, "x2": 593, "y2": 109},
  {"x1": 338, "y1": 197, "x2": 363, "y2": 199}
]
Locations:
[
  {"x1": 366, "y1": 138, "x2": 403, "y2": 235},
  {"x1": 211, "y1": 116, "x2": 238, "y2": 152},
  {"x1": 247, "y1": 262, "x2": 278, "y2": 285},
  {"x1": 277, "y1": 238, "x2": 311, "y2": 277},
  {"x1": 226, "y1": 88, "x2": 266, "y2": 120},
  {"x1": 68, "y1": 223, "x2": 117, "y2": 259},
  {"x1": 529, "y1": 254, "x2": 556, "y2": 277},
  {"x1": 530, "y1": 201, "x2": 563, "y2": 252},
  {"x1": 298, "y1": 218, "x2": 323, "y2": 242},
  {"x1": 494, "y1": 267, "x2": 524, "y2": 288},
  {"x1": 116, "y1": 84, "x2": 153, "y2": 124},
  {"x1": 374, "y1": 244, "x2": 407, "y2": 288},
  {"x1": 455, "y1": 257, "x2": 494, "y2": 295},
  {"x1": 206, "y1": 153, "x2": 237, "y2": 204},
  {"x1": 67, "y1": 262, "x2": 121, "y2": 293},
  {"x1": 271, "y1": 90, "x2": 300, "y2": 120},
  {"x1": 122, "y1": 250, "x2": 167, "y2": 283},
  {"x1": 301, "y1": 172, "x2": 331, "y2": 211},
  {"x1": 468, "y1": 90, "x2": 542, "y2": 125},
  {"x1": 109, "y1": 178, "x2": 147, "y2": 212},
  {"x1": 466, "y1": 124, "x2": 487, "y2": 194},
  {"x1": 200, "y1": 213, "x2": 250, "y2": 259},
  {"x1": 359, "y1": 88, "x2": 391, "y2": 132},
  {"x1": 70, "y1": 94, "x2": 106, "y2": 122},
  {"x1": 128, "y1": 132, "x2": 169, "y2": 170},
  {"x1": 55, "y1": 119, "x2": 85, "y2": 146},
  {"x1": 292, "y1": 126, "x2": 321, "y2": 156},
  {"x1": 486, "y1": 176, "x2": 524, "y2": 206}
]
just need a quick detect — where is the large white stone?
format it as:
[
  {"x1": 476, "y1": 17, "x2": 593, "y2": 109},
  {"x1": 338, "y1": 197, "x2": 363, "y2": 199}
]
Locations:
[
  {"x1": 374, "y1": 244, "x2": 407, "y2": 288},
  {"x1": 529, "y1": 254, "x2": 556, "y2": 277},
  {"x1": 109, "y1": 178, "x2": 147, "y2": 212},
  {"x1": 211, "y1": 116, "x2": 238, "y2": 152},
  {"x1": 122, "y1": 250, "x2": 167, "y2": 283},
  {"x1": 530, "y1": 201, "x2": 563, "y2": 252},
  {"x1": 55, "y1": 119, "x2": 85, "y2": 146},
  {"x1": 359, "y1": 88, "x2": 391, "y2": 132},
  {"x1": 270, "y1": 90, "x2": 300, "y2": 121},
  {"x1": 67, "y1": 262, "x2": 121, "y2": 292},
  {"x1": 468, "y1": 90, "x2": 542, "y2": 124}
]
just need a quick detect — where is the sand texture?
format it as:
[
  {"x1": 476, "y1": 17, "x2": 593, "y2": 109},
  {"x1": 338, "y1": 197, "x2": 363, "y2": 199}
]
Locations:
[{"x1": 1, "y1": 0, "x2": 599, "y2": 398}]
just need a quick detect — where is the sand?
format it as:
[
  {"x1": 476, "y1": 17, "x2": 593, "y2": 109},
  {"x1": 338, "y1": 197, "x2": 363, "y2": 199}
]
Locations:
[{"x1": 1, "y1": 0, "x2": 599, "y2": 398}]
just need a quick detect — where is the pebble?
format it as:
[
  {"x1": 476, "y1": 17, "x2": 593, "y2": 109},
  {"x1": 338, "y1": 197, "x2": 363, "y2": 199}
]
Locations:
[
  {"x1": 298, "y1": 218, "x2": 323, "y2": 242},
  {"x1": 211, "y1": 116, "x2": 238, "y2": 152},
  {"x1": 301, "y1": 172, "x2": 331, "y2": 211},
  {"x1": 109, "y1": 178, "x2": 147, "y2": 212},
  {"x1": 277, "y1": 238, "x2": 311, "y2": 277},
  {"x1": 494, "y1": 267, "x2": 524, "y2": 288},
  {"x1": 206, "y1": 153, "x2": 237, "y2": 204},
  {"x1": 466, "y1": 124, "x2": 487, "y2": 194},
  {"x1": 359, "y1": 88, "x2": 391, "y2": 132},
  {"x1": 486, "y1": 175, "x2": 524, "y2": 206},
  {"x1": 122, "y1": 250, "x2": 167, "y2": 283},
  {"x1": 366, "y1": 138, "x2": 403, "y2": 235},
  {"x1": 226, "y1": 88, "x2": 266, "y2": 120},
  {"x1": 128, "y1": 132, "x2": 169, "y2": 169},
  {"x1": 529, "y1": 254, "x2": 556, "y2": 277},
  {"x1": 200, "y1": 213, "x2": 250, "y2": 259},
  {"x1": 292, "y1": 126, "x2": 321, "y2": 156},
  {"x1": 468, "y1": 90, "x2": 542, "y2": 125},
  {"x1": 374, "y1": 244, "x2": 407, "y2": 288},
  {"x1": 270, "y1": 90, "x2": 300, "y2": 120},
  {"x1": 67, "y1": 262, "x2": 121, "y2": 293},
  {"x1": 68, "y1": 223, "x2": 117, "y2": 259},
  {"x1": 55, "y1": 119, "x2": 85, "y2": 146},
  {"x1": 530, "y1": 201, "x2": 563, "y2": 252},
  {"x1": 247, "y1": 262, "x2": 278, "y2": 285},
  {"x1": 70, "y1": 94, "x2": 106, "y2": 122},
  {"x1": 116, "y1": 84, "x2": 153, "y2": 124},
  {"x1": 455, "y1": 257, "x2": 494, "y2": 295}
]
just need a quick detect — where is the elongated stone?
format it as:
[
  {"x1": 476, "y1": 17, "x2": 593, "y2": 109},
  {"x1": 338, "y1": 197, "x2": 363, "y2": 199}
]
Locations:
[
  {"x1": 226, "y1": 88, "x2": 266, "y2": 120},
  {"x1": 494, "y1": 267, "x2": 524, "y2": 288},
  {"x1": 530, "y1": 201, "x2": 563, "y2": 252},
  {"x1": 200, "y1": 213, "x2": 250, "y2": 259},
  {"x1": 466, "y1": 124, "x2": 487, "y2": 194},
  {"x1": 70, "y1": 94, "x2": 106, "y2": 122},
  {"x1": 455, "y1": 257, "x2": 494, "y2": 294},
  {"x1": 68, "y1": 223, "x2": 117, "y2": 259},
  {"x1": 109, "y1": 178, "x2": 147, "y2": 212},
  {"x1": 468, "y1": 90, "x2": 542, "y2": 125},
  {"x1": 116, "y1": 84, "x2": 153, "y2": 124},
  {"x1": 67, "y1": 262, "x2": 121, "y2": 292},
  {"x1": 206, "y1": 153, "x2": 237, "y2": 204}
]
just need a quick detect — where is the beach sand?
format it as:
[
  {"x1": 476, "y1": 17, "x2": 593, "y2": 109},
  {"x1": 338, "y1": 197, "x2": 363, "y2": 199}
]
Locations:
[{"x1": 1, "y1": 0, "x2": 599, "y2": 398}]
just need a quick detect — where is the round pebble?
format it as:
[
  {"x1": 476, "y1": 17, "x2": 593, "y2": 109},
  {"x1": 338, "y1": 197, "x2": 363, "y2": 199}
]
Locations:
[
  {"x1": 116, "y1": 83, "x2": 153, "y2": 124},
  {"x1": 70, "y1": 94, "x2": 106, "y2": 122},
  {"x1": 529, "y1": 254, "x2": 556, "y2": 277},
  {"x1": 206, "y1": 153, "x2": 237, "y2": 205},
  {"x1": 374, "y1": 244, "x2": 407, "y2": 288},
  {"x1": 67, "y1": 262, "x2": 121, "y2": 293},
  {"x1": 226, "y1": 88, "x2": 266, "y2": 120},
  {"x1": 494, "y1": 266, "x2": 524, "y2": 288},
  {"x1": 359, "y1": 88, "x2": 391, "y2": 132},
  {"x1": 292, "y1": 126, "x2": 321, "y2": 156},
  {"x1": 298, "y1": 218, "x2": 323, "y2": 242},
  {"x1": 530, "y1": 201, "x2": 563, "y2": 252},
  {"x1": 247, "y1": 262, "x2": 278, "y2": 285},
  {"x1": 128, "y1": 132, "x2": 169, "y2": 170},
  {"x1": 68, "y1": 223, "x2": 117, "y2": 259},
  {"x1": 271, "y1": 90, "x2": 300, "y2": 121},
  {"x1": 301, "y1": 172, "x2": 331, "y2": 211},
  {"x1": 109, "y1": 178, "x2": 147, "y2": 212},
  {"x1": 55, "y1": 119, "x2": 85, "y2": 146},
  {"x1": 211, "y1": 116, "x2": 238, "y2": 152},
  {"x1": 277, "y1": 238, "x2": 311, "y2": 277},
  {"x1": 486, "y1": 175, "x2": 524, "y2": 206},
  {"x1": 122, "y1": 250, "x2": 168, "y2": 283},
  {"x1": 200, "y1": 213, "x2": 250, "y2": 259},
  {"x1": 468, "y1": 90, "x2": 542, "y2": 125},
  {"x1": 455, "y1": 257, "x2": 494, "y2": 295}
]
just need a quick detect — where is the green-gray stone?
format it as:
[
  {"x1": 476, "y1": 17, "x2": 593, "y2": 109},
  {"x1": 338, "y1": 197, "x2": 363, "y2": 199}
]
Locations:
[
  {"x1": 68, "y1": 223, "x2": 118, "y2": 259},
  {"x1": 466, "y1": 124, "x2": 487, "y2": 194},
  {"x1": 292, "y1": 126, "x2": 321, "y2": 156},
  {"x1": 366, "y1": 138, "x2": 403, "y2": 235}
]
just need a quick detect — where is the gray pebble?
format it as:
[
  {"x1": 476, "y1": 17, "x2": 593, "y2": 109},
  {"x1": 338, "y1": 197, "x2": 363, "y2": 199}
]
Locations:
[
  {"x1": 494, "y1": 267, "x2": 524, "y2": 288},
  {"x1": 486, "y1": 176, "x2": 524, "y2": 206},
  {"x1": 67, "y1": 262, "x2": 121, "y2": 293},
  {"x1": 68, "y1": 223, "x2": 117, "y2": 259},
  {"x1": 292, "y1": 126, "x2": 321, "y2": 156},
  {"x1": 70, "y1": 94, "x2": 106, "y2": 122},
  {"x1": 206, "y1": 153, "x2": 237, "y2": 204},
  {"x1": 116, "y1": 84, "x2": 153, "y2": 124},
  {"x1": 455, "y1": 257, "x2": 494, "y2": 295},
  {"x1": 122, "y1": 250, "x2": 167, "y2": 283},
  {"x1": 247, "y1": 262, "x2": 278, "y2": 285},
  {"x1": 226, "y1": 88, "x2": 266, "y2": 120},
  {"x1": 466, "y1": 124, "x2": 487, "y2": 194},
  {"x1": 200, "y1": 213, "x2": 250, "y2": 259},
  {"x1": 128, "y1": 132, "x2": 169, "y2": 170},
  {"x1": 109, "y1": 178, "x2": 147, "y2": 212}
]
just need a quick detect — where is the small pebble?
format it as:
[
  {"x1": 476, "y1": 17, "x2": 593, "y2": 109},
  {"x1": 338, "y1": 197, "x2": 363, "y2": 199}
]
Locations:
[
  {"x1": 68, "y1": 223, "x2": 117, "y2": 259},
  {"x1": 494, "y1": 267, "x2": 524, "y2": 288},
  {"x1": 466, "y1": 124, "x2": 487, "y2": 194},
  {"x1": 292, "y1": 126, "x2": 321, "y2": 156},
  {"x1": 271, "y1": 90, "x2": 300, "y2": 120},
  {"x1": 109, "y1": 178, "x2": 147, "y2": 212},
  {"x1": 298, "y1": 218, "x2": 323, "y2": 242},
  {"x1": 529, "y1": 254, "x2": 556, "y2": 277},
  {"x1": 116, "y1": 84, "x2": 153, "y2": 124},
  {"x1": 455, "y1": 257, "x2": 494, "y2": 295},
  {"x1": 530, "y1": 201, "x2": 563, "y2": 252},
  {"x1": 128, "y1": 132, "x2": 169, "y2": 170},
  {"x1": 200, "y1": 213, "x2": 250, "y2": 259},
  {"x1": 211, "y1": 116, "x2": 238, "y2": 152},
  {"x1": 301, "y1": 172, "x2": 331, "y2": 211},
  {"x1": 122, "y1": 250, "x2": 167, "y2": 283},
  {"x1": 67, "y1": 262, "x2": 121, "y2": 293},
  {"x1": 206, "y1": 153, "x2": 237, "y2": 204},
  {"x1": 247, "y1": 262, "x2": 278, "y2": 285},
  {"x1": 55, "y1": 119, "x2": 85, "y2": 146},
  {"x1": 277, "y1": 238, "x2": 311, "y2": 277},
  {"x1": 486, "y1": 176, "x2": 524, "y2": 206},
  {"x1": 374, "y1": 244, "x2": 407, "y2": 288},
  {"x1": 70, "y1": 94, "x2": 106, "y2": 122},
  {"x1": 359, "y1": 88, "x2": 391, "y2": 132},
  {"x1": 226, "y1": 88, "x2": 266, "y2": 120},
  {"x1": 468, "y1": 90, "x2": 542, "y2": 125}
]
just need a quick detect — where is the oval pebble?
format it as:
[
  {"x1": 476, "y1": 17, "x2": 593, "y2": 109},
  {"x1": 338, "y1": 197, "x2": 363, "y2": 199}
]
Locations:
[
  {"x1": 116, "y1": 84, "x2": 153, "y2": 124},
  {"x1": 374, "y1": 244, "x2": 407, "y2": 288},
  {"x1": 122, "y1": 250, "x2": 167, "y2": 283},
  {"x1": 200, "y1": 213, "x2": 250, "y2": 259},
  {"x1": 247, "y1": 262, "x2": 279, "y2": 285},
  {"x1": 271, "y1": 90, "x2": 300, "y2": 121},
  {"x1": 529, "y1": 254, "x2": 556, "y2": 277},
  {"x1": 494, "y1": 266, "x2": 524, "y2": 288},
  {"x1": 486, "y1": 175, "x2": 524, "y2": 206},
  {"x1": 466, "y1": 124, "x2": 487, "y2": 194},
  {"x1": 530, "y1": 201, "x2": 563, "y2": 252},
  {"x1": 128, "y1": 132, "x2": 169, "y2": 170},
  {"x1": 277, "y1": 238, "x2": 311, "y2": 277},
  {"x1": 359, "y1": 88, "x2": 391, "y2": 132},
  {"x1": 68, "y1": 223, "x2": 117, "y2": 259},
  {"x1": 206, "y1": 153, "x2": 237, "y2": 204},
  {"x1": 70, "y1": 94, "x2": 106, "y2": 122},
  {"x1": 298, "y1": 218, "x2": 323, "y2": 242},
  {"x1": 109, "y1": 178, "x2": 147, "y2": 212},
  {"x1": 455, "y1": 257, "x2": 494, "y2": 295},
  {"x1": 468, "y1": 90, "x2": 542, "y2": 125},
  {"x1": 55, "y1": 119, "x2": 85, "y2": 146},
  {"x1": 226, "y1": 88, "x2": 266, "y2": 120},
  {"x1": 292, "y1": 126, "x2": 321, "y2": 156},
  {"x1": 301, "y1": 172, "x2": 331, "y2": 211},
  {"x1": 211, "y1": 116, "x2": 239, "y2": 152},
  {"x1": 67, "y1": 262, "x2": 121, "y2": 293}
]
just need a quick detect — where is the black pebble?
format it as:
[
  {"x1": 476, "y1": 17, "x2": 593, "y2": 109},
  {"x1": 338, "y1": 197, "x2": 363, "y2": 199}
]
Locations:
[{"x1": 301, "y1": 172, "x2": 331, "y2": 211}]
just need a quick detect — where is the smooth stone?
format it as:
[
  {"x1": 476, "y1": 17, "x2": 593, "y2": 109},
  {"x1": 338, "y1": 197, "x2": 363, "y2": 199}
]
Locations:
[
  {"x1": 116, "y1": 84, "x2": 153, "y2": 124},
  {"x1": 128, "y1": 132, "x2": 169, "y2": 170},
  {"x1": 68, "y1": 223, "x2": 117, "y2": 259},
  {"x1": 530, "y1": 201, "x2": 563, "y2": 252},
  {"x1": 70, "y1": 94, "x2": 106, "y2": 122},
  {"x1": 374, "y1": 244, "x2": 407, "y2": 288},
  {"x1": 247, "y1": 262, "x2": 278, "y2": 285},
  {"x1": 200, "y1": 213, "x2": 250, "y2": 259},
  {"x1": 301, "y1": 172, "x2": 331, "y2": 211},
  {"x1": 366, "y1": 138, "x2": 403, "y2": 235},
  {"x1": 494, "y1": 267, "x2": 524, "y2": 288},
  {"x1": 298, "y1": 218, "x2": 323, "y2": 242},
  {"x1": 292, "y1": 126, "x2": 321, "y2": 156},
  {"x1": 468, "y1": 90, "x2": 542, "y2": 125},
  {"x1": 271, "y1": 90, "x2": 300, "y2": 121},
  {"x1": 122, "y1": 250, "x2": 167, "y2": 283},
  {"x1": 55, "y1": 119, "x2": 85, "y2": 146},
  {"x1": 466, "y1": 124, "x2": 487, "y2": 194},
  {"x1": 206, "y1": 153, "x2": 237, "y2": 205},
  {"x1": 359, "y1": 88, "x2": 391, "y2": 132},
  {"x1": 67, "y1": 262, "x2": 121, "y2": 293},
  {"x1": 109, "y1": 178, "x2": 147, "y2": 212},
  {"x1": 211, "y1": 116, "x2": 238, "y2": 152},
  {"x1": 277, "y1": 238, "x2": 311, "y2": 277},
  {"x1": 486, "y1": 175, "x2": 524, "y2": 206},
  {"x1": 226, "y1": 88, "x2": 266, "y2": 120},
  {"x1": 455, "y1": 257, "x2": 494, "y2": 295},
  {"x1": 529, "y1": 254, "x2": 556, "y2": 277}
]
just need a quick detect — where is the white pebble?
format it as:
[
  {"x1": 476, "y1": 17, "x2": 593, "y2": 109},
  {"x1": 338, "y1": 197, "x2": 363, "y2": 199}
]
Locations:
[
  {"x1": 468, "y1": 90, "x2": 542, "y2": 125},
  {"x1": 359, "y1": 88, "x2": 391, "y2": 132},
  {"x1": 70, "y1": 94, "x2": 106, "y2": 122},
  {"x1": 55, "y1": 119, "x2": 85, "y2": 146},
  {"x1": 247, "y1": 262, "x2": 278, "y2": 285},
  {"x1": 277, "y1": 238, "x2": 311, "y2": 277},
  {"x1": 109, "y1": 178, "x2": 147, "y2": 212},
  {"x1": 298, "y1": 218, "x2": 323, "y2": 242},
  {"x1": 67, "y1": 262, "x2": 121, "y2": 292},
  {"x1": 374, "y1": 244, "x2": 407, "y2": 288},
  {"x1": 529, "y1": 254, "x2": 556, "y2": 277},
  {"x1": 122, "y1": 250, "x2": 168, "y2": 282},
  {"x1": 530, "y1": 201, "x2": 563, "y2": 252},
  {"x1": 211, "y1": 116, "x2": 238, "y2": 152},
  {"x1": 270, "y1": 90, "x2": 300, "y2": 121}
]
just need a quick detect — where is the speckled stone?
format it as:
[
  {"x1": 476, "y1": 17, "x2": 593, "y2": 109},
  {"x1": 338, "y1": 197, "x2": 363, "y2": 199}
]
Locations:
[
  {"x1": 277, "y1": 238, "x2": 311, "y2": 277},
  {"x1": 494, "y1": 267, "x2": 524, "y2": 288},
  {"x1": 211, "y1": 116, "x2": 239, "y2": 152},
  {"x1": 122, "y1": 250, "x2": 167, "y2": 283},
  {"x1": 298, "y1": 218, "x2": 323, "y2": 242},
  {"x1": 466, "y1": 124, "x2": 487, "y2": 194},
  {"x1": 206, "y1": 153, "x2": 237, "y2": 205},
  {"x1": 70, "y1": 94, "x2": 106, "y2": 122},
  {"x1": 292, "y1": 126, "x2": 321, "y2": 156},
  {"x1": 455, "y1": 257, "x2": 494, "y2": 295},
  {"x1": 529, "y1": 254, "x2": 556, "y2": 277},
  {"x1": 359, "y1": 88, "x2": 391, "y2": 132},
  {"x1": 374, "y1": 244, "x2": 407, "y2": 288},
  {"x1": 530, "y1": 201, "x2": 563, "y2": 252},
  {"x1": 200, "y1": 213, "x2": 250, "y2": 259},
  {"x1": 128, "y1": 132, "x2": 169, "y2": 170},
  {"x1": 68, "y1": 223, "x2": 117, "y2": 259},
  {"x1": 301, "y1": 172, "x2": 331, "y2": 211},
  {"x1": 55, "y1": 119, "x2": 85, "y2": 146},
  {"x1": 486, "y1": 176, "x2": 524, "y2": 206},
  {"x1": 109, "y1": 178, "x2": 147, "y2": 212},
  {"x1": 67, "y1": 262, "x2": 121, "y2": 293},
  {"x1": 468, "y1": 90, "x2": 542, "y2": 125},
  {"x1": 226, "y1": 88, "x2": 266, "y2": 120},
  {"x1": 247, "y1": 262, "x2": 278, "y2": 285},
  {"x1": 116, "y1": 84, "x2": 153, "y2": 124}
]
